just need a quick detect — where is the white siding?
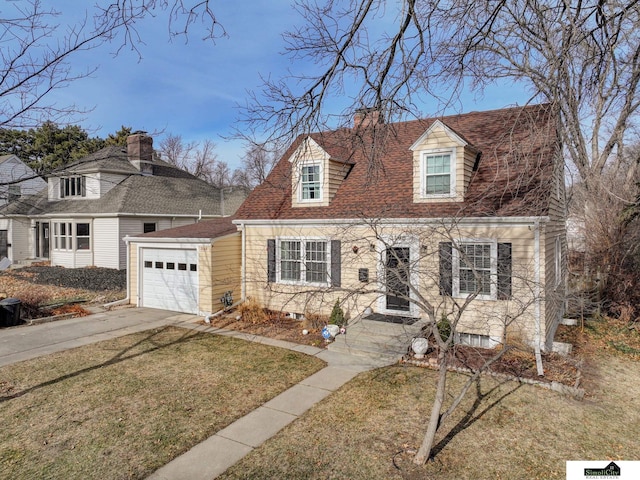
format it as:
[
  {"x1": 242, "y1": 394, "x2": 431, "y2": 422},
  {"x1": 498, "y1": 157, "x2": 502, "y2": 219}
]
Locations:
[
  {"x1": 98, "y1": 172, "x2": 127, "y2": 196},
  {"x1": 9, "y1": 218, "x2": 31, "y2": 262},
  {"x1": 93, "y1": 218, "x2": 120, "y2": 269},
  {"x1": 84, "y1": 174, "x2": 101, "y2": 199},
  {"x1": 0, "y1": 156, "x2": 46, "y2": 205}
]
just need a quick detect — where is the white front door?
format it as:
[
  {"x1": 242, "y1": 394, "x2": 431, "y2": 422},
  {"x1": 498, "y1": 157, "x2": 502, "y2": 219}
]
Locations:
[{"x1": 141, "y1": 248, "x2": 198, "y2": 314}]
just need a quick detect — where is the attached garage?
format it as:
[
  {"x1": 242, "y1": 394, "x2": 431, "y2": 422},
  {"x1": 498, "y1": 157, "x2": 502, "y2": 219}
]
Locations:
[{"x1": 125, "y1": 218, "x2": 241, "y2": 315}]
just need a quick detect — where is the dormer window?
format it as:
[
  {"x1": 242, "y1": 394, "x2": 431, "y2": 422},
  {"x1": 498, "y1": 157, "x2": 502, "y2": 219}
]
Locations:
[
  {"x1": 299, "y1": 163, "x2": 322, "y2": 202},
  {"x1": 421, "y1": 148, "x2": 456, "y2": 197},
  {"x1": 60, "y1": 176, "x2": 86, "y2": 198}
]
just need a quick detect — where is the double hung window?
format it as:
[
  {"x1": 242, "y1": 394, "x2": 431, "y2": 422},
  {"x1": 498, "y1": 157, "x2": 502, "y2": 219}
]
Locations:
[
  {"x1": 300, "y1": 164, "x2": 321, "y2": 201},
  {"x1": 279, "y1": 239, "x2": 328, "y2": 284}
]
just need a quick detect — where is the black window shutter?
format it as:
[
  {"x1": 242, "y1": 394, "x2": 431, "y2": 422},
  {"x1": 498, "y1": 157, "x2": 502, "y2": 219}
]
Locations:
[
  {"x1": 497, "y1": 242, "x2": 512, "y2": 300},
  {"x1": 267, "y1": 239, "x2": 276, "y2": 283},
  {"x1": 60, "y1": 178, "x2": 65, "y2": 198},
  {"x1": 439, "y1": 242, "x2": 453, "y2": 296},
  {"x1": 331, "y1": 240, "x2": 341, "y2": 287}
]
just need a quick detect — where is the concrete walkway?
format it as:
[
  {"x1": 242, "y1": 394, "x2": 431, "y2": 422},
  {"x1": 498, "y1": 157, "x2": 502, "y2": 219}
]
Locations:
[
  {"x1": 0, "y1": 307, "x2": 392, "y2": 479},
  {"x1": 148, "y1": 321, "x2": 392, "y2": 480}
]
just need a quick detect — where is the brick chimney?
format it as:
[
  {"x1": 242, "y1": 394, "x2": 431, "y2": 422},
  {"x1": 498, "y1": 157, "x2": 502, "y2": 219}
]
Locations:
[
  {"x1": 127, "y1": 132, "x2": 154, "y2": 174},
  {"x1": 353, "y1": 107, "x2": 382, "y2": 129}
]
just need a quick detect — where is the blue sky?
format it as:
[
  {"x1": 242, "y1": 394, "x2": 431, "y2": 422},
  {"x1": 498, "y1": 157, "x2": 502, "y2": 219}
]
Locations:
[{"x1": 46, "y1": 2, "x2": 529, "y2": 170}]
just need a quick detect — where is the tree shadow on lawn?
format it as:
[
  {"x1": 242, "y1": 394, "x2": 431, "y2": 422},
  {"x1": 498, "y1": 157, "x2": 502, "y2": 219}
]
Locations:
[
  {"x1": 0, "y1": 326, "x2": 200, "y2": 403},
  {"x1": 429, "y1": 378, "x2": 523, "y2": 460}
]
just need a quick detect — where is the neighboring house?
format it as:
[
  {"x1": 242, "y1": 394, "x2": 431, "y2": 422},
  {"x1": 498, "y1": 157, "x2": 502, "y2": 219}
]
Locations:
[
  {"x1": 0, "y1": 134, "x2": 249, "y2": 269},
  {"x1": 125, "y1": 217, "x2": 241, "y2": 315},
  {"x1": 0, "y1": 155, "x2": 47, "y2": 261},
  {"x1": 232, "y1": 104, "x2": 567, "y2": 351}
]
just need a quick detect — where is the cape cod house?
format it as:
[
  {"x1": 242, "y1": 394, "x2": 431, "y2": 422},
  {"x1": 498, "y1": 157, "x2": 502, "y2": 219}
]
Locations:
[{"x1": 232, "y1": 104, "x2": 567, "y2": 353}]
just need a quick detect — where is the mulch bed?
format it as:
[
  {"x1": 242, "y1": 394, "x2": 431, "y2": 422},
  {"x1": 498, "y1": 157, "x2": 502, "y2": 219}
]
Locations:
[{"x1": 206, "y1": 308, "x2": 582, "y2": 387}]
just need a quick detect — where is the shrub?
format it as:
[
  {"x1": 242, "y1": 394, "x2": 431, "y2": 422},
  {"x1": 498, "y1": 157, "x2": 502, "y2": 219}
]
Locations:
[
  {"x1": 329, "y1": 300, "x2": 346, "y2": 326},
  {"x1": 436, "y1": 313, "x2": 452, "y2": 342},
  {"x1": 302, "y1": 311, "x2": 329, "y2": 330},
  {"x1": 237, "y1": 297, "x2": 269, "y2": 324}
]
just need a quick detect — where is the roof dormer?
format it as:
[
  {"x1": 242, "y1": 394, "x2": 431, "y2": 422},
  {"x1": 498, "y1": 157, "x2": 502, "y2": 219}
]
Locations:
[
  {"x1": 290, "y1": 136, "x2": 352, "y2": 208},
  {"x1": 410, "y1": 119, "x2": 478, "y2": 203}
]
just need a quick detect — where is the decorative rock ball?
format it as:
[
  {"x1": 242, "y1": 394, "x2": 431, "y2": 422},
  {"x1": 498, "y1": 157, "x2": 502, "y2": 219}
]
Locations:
[
  {"x1": 325, "y1": 324, "x2": 340, "y2": 338},
  {"x1": 302, "y1": 329, "x2": 309, "y2": 335},
  {"x1": 411, "y1": 337, "x2": 429, "y2": 359},
  {"x1": 236, "y1": 315, "x2": 242, "y2": 321}
]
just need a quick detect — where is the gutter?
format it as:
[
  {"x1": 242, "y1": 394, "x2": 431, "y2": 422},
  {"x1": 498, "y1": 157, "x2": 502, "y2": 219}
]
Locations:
[
  {"x1": 232, "y1": 216, "x2": 551, "y2": 228},
  {"x1": 534, "y1": 219, "x2": 544, "y2": 376}
]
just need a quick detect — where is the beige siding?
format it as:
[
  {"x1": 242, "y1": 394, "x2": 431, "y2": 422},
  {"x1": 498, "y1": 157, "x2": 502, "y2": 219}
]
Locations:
[
  {"x1": 244, "y1": 222, "x2": 547, "y2": 346},
  {"x1": 203, "y1": 233, "x2": 242, "y2": 313},
  {"x1": 129, "y1": 242, "x2": 138, "y2": 305},
  {"x1": 411, "y1": 123, "x2": 476, "y2": 203},
  {"x1": 327, "y1": 159, "x2": 351, "y2": 202},
  {"x1": 290, "y1": 137, "x2": 331, "y2": 208}
]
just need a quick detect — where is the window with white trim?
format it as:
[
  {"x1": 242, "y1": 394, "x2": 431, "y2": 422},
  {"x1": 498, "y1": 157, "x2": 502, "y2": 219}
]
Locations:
[
  {"x1": 76, "y1": 223, "x2": 90, "y2": 250},
  {"x1": 52, "y1": 221, "x2": 90, "y2": 251},
  {"x1": 59, "y1": 176, "x2": 86, "y2": 198},
  {"x1": 299, "y1": 164, "x2": 322, "y2": 201},
  {"x1": 422, "y1": 149, "x2": 455, "y2": 196},
  {"x1": 456, "y1": 333, "x2": 497, "y2": 349},
  {"x1": 278, "y1": 238, "x2": 329, "y2": 284},
  {"x1": 453, "y1": 241, "x2": 497, "y2": 300}
]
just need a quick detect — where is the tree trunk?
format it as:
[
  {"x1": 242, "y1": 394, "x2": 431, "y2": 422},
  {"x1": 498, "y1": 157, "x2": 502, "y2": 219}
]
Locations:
[{"x1": 413, "y1": 350, "x2": 448, "y2": 464}]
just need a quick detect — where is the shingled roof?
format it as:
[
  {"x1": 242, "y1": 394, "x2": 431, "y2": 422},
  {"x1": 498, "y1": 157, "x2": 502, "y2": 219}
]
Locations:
[
  {"x1": 234, "y1": 104, "x2": 558, "y2": 221},
  {"x1": 131, "y1": 216, "x2": 238, "y2": 240},
  {"x1": 1, "y1": 144, "x2": 225, "y2": 217}
]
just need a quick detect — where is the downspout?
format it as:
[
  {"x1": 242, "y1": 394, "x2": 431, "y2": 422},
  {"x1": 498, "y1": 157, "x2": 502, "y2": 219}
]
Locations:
[
  {"x1": 240, "y1": 222, "x2": 246, "y2": 301},
  {"x1": 104, "y1": 235, "x2": 131, "y2": 308},
  {"x1": 534, "y1": 219, "x2": 544, "y2": 376}
]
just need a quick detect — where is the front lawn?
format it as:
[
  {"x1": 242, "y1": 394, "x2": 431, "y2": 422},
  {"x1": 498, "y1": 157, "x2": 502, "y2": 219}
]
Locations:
[
  {"x1": 219, "y1": 319, "x2": 640, "y2": 479},
  {"x1": 0, "y1": 326, "x2": 326, "y2": 479}
]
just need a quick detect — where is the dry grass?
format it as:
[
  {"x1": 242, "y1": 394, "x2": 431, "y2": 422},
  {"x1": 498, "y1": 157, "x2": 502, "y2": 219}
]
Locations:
[
  {"x1": 220, "y1": 318, "x2": 640, "y2": 480},
  {"x1": 0, "y1": 326, "x2": 325, "y2": 480}
]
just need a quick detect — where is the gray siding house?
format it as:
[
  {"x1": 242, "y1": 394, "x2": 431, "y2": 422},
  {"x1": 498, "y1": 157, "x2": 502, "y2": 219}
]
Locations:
[
  {"x1": 0, "y1": 155, "x2": 47, "y2": 262},
  {"x1": 0, "y1": 134, "x2": 248, "y2": 269}
]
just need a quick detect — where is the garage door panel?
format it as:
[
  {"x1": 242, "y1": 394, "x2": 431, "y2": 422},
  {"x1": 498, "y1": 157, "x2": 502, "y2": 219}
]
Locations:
[{"x1": 141, "y1": 248, "x2": 198, "y2": 314}]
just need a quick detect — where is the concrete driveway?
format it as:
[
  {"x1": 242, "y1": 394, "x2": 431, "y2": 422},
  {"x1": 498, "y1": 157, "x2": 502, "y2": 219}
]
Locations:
[{"x1": 0, "y1": 307, "x2": 198, "y2": 367}]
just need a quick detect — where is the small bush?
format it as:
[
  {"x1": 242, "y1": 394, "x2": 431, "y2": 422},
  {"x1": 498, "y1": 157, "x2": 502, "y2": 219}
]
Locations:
[
  {"x1": 436, "y1": 313, "x2": 452, "y2": 342},
  {"x1": 329, "y1": 300, "x2": 346, "y2": 326},
  {"x1": 303, "y1": 311, "x2": 329, "y2": 330},
  {"x1": 237, "y1": 297, "x2": 269, "y2": 324}
]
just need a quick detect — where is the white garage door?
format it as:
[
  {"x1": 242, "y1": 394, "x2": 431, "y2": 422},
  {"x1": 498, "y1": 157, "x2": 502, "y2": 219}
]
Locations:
[{"x1": 141, "y1": 248, "x2": 199, "y2": 314}]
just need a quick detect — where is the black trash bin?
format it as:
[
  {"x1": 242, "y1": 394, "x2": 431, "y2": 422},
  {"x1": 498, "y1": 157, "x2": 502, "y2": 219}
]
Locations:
[{"x1": 0, "y1": 298, "x2": 22, "y2": 327}]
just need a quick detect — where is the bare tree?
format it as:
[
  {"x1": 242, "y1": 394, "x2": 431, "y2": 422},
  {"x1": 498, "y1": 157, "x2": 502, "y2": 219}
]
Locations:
[
  {"x1": 158, "y1": 134, "x2": 219, "y2": 183},
  {"x1": 240, "y1": 144, "x2": 279, "y2": 188},
  {"x1": 243, "y1": 0, "x2": 640, "y2": 192},
  {"x1": 0, "y1": 0, "x2": 224, "y2": 131}
]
